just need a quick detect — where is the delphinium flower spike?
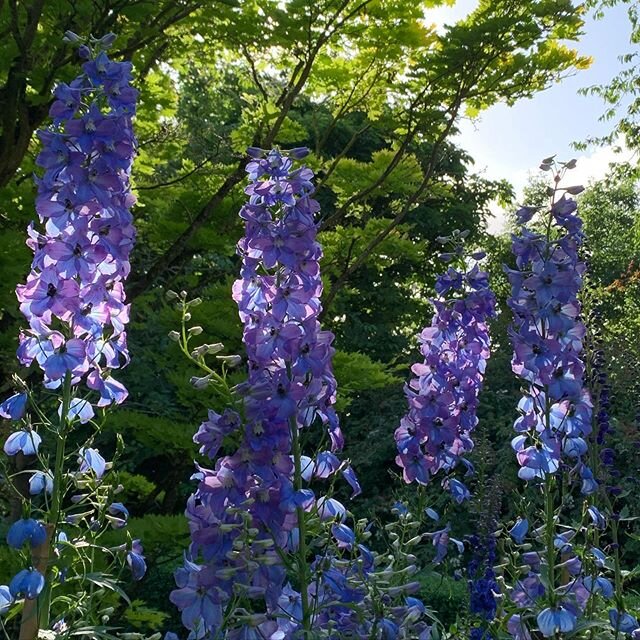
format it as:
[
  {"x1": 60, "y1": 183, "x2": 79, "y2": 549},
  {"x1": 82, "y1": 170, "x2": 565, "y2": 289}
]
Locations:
[
  {"x1": 0, "y1": 32, "x2": 142, "y2": 637},
  {"x1": 501, "y1": 158, "x2": 613, "y2": 639},
  {"x1": 170, "y1": 148, "x2": 435, "y2": 640},
  {"x1": 395, "y1": 230, "x2": 496, "y2": 501}
]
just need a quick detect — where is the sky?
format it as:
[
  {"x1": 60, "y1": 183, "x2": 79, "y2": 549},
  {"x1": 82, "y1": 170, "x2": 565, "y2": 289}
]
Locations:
[{"x1": 426, "y1": 0, "x2": 638, "y2": 233}]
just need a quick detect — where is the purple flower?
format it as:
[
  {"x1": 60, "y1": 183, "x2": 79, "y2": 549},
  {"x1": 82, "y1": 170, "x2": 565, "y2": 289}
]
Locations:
[
  {"x1": 507, "y1": 193, "x2": 593, "y2": 489},
  {"x1": 170, "y1": 561, "x2": 223, "y2": 633},
  {"x1": 395, "y1": 243, "x2": 495, "y2": 493},
  {"x1": 177, "y1": 149, "x2": 361, "y2": 637},
  {"x1": 13, "y1": 47, "x2": 136, "y2": 405},
  {"x1": 507, "y1": 614, "x2": 532, "y2": 640}
]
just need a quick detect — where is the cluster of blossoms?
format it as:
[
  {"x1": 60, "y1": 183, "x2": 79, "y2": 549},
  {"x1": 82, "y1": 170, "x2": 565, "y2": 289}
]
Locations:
[
  {"x1": 466, "y1": 477, "x2": 502, "y2": 640},
  {"x1": 0, "y1": 36, "x2": 144, "y2": 628},
  {"x1": 395, "y1": 235, "x2": 496, "y2": 501},
  {"x1": 11, "y1": 42, "x2": 136, "y2": 415},
  {"x1": 506, "y1": 194, "x2": 594, "y2": 489},
  {"x1": 467, "y1": 532, "x2": 500, "y2": 640},
  {"x1": 501, "y1": 175, "x2": 617, "y2": 639},
  {"x1": 584, "y1": 309, "x2": 640, "y2": 637},
  {"x1": 585, "y1": 308, "x2": 618, "y2": 490},
  {"x1": 170, "y1": 149, "x2": 432, "y2": 639}
]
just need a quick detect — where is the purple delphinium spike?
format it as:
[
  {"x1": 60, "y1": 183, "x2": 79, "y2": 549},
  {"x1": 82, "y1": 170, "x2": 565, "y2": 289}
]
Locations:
[
  {"x1": 1, "y1": 43, "x2": 139, "y2": 623},
  {"x1": 10, "y1": 48, "x2": 136, "y2": 406},
  {"x1": 172, "y1": 148, "x2": 347, "y2": 638},
  {"x1": 171, "y1": 149, "x2": 434, "y2": 640},
  {"x1": 395, "y1": 238, "x2": 496, "y2": 499}
]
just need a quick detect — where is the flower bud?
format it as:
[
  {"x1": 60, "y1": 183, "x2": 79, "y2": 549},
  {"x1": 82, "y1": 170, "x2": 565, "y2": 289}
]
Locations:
[
  {"x1": 206, "y1": 342, "x2": 225, "y2": 354},
  {"x1": 188, "y1": 326, "x2": 203, "y2": 336},
  {"x1": 191, "y1": 345, "x2": 209, "y2": 358},
  {"x1": 97, "y1": 33, "x2": 117, "y2": 48},
  {"x1": 168, "y1": 331, "x2": 180, "y2": 342},
  {"x1": 217, "y1": 355, "x2": 242, "y2": 367},
  {"x1": 63, "y1": 31, "x2": 83, "y2": 43},
  {"x1": 190, "y1": 374, "x2": 212, "y2": 390}
]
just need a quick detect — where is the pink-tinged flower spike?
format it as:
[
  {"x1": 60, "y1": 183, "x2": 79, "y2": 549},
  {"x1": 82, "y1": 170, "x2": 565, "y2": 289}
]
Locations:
[
  {"x1": 9, "y1": 45, "x2": 137, "y2": 403},
  {"x1": 395, "y1": 231, "x2": 496, "y2": 502},
  {"x1": 174, "y1": 148, "x2": 362, "y2": 639},
  {"x1": 0, "y1": 37, "x2": 142, "y2": 640}
]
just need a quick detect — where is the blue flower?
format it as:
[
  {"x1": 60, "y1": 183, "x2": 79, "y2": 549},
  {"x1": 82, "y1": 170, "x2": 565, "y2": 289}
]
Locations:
[
  {"x1": 0, "y1": 393, "x2": 27, "y2": 420},
  {"x1": 331, "y1": 523, "x2": 355, "y2": 550},
  {"x1": 591, "y1": 546, "x2": 607, "y2": 568},
  {"x1": 537, "y1": 606, "x2": 577, "y2": 637},
  {"x1": 447, "y1": 478, "x2": 471, "y2": 504},
  {"x1": 4, "y1": 429, "x2": 41, "y2": 456},
  {"x1": 0, "y1": 585, "x2": 12, "y2": 614},
  {"x1": 609, "y1": 609, "x2": 638, "y2": 634},
  {"x1": 379, "y1": 618, "x2": 399, "y2": 639},
  {"x1": 106, "y1": 502, "x2": 129, "y2": 529},
  {"x1": 78, "y1": 447, "x2": 106, "y2": 478},
  {"x1": 392, "y1": 501, "x2": 408, "y2": 516},
  {"x1": 29, "y1": 470, "x2": 53, "y2": 495},
  {"x1": 405, "y1": 597, "x2": 426, "y2": 623},
  {"x1": 317, "y1": 496, "x2": 346, "y2": 521},
  {"x1": 7, "y1": 518, "x2": 48, "y2": 549},
  {"x1": 62, "y1": 397, "x2": 94, "y2": 424},
  {"x1": 341, "y1": 465, "x2": 361, "y2": 497},
  {"x1": 9, "y1": 569, "x2": 45, "y2": 600},
  {"x1": 587, "y1": 505, "x2": 606, "y2": 529},
  {"x1": 126, "y1": 539, "x2": 146, "y2": 580},
  {"x1": 583, "y1": 576, "x2": 613, "y2": 598},
  {"x1": 425, "y1": 507, "x2": 440, "y2": 521},
  {"x1": 509, "y1": 518, "x2": 528, "y2": 544}
]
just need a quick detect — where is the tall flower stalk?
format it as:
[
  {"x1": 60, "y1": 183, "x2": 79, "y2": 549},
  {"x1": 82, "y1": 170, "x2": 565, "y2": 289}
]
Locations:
[
  {"x1": 500, "y1": 158, "x2": 614, "y2": 639},
  {"x1": 170, "y1": 148, "x2": 435, "y2": 639},
  {"x1": 395, "y1": 230, "x2": 496, "y2": 500},
  {"x1": 0, "y1": 33, "x2": 142, "y2": 639}
]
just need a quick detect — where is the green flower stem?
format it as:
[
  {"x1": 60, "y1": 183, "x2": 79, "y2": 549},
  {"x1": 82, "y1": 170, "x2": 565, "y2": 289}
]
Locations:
[
  {"x1": 290, "y1": 413, "x2": 311, "y2": 636},
  {"x1": 544, "y1": 473, "x2": 557, "y2": 610},
  {"x1": 37, "y1": 371, "x2": 73, "y2": 632}
]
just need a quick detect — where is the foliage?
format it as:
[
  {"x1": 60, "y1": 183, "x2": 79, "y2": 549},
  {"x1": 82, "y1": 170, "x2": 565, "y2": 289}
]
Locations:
[{"x1": 2, "y1": 1, "x2": 639, "y2": 639}]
